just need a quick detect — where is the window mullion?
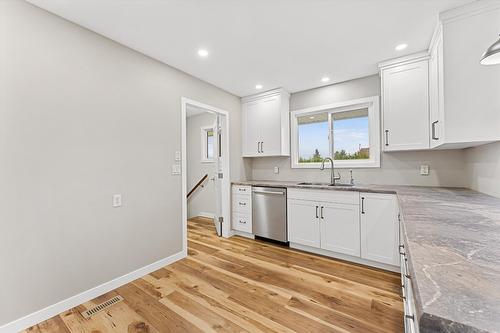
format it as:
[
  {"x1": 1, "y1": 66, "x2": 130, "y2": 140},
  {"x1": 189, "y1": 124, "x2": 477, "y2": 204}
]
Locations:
[{"x1": 328, "y1": 112, "x2": 334, "y2": 161}]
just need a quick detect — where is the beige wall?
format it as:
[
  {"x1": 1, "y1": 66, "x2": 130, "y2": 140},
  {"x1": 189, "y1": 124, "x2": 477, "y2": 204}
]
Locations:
[
  {"x1": 465, "y1": 142, "x2": 500, "y2": 198},
  {"x1": 187, "y1": 112, "x2": 217, "y2": 218},
  {"x1": 250, "y1": 75, "x2": 467, "y2": 187},
  {"x1": 0, "y1": 0, "x2": 247, "y2": 326}
]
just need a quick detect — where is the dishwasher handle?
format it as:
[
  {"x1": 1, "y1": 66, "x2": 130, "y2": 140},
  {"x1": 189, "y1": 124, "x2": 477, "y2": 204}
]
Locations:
[{"x1": 252, "y1": 189, "x2": 285, "y2": 195}]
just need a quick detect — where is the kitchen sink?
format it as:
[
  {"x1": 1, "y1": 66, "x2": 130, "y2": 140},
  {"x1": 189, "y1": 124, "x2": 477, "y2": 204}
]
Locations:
[{"x1": 297, "y1": 182, "x2": 354, "y2": 187}]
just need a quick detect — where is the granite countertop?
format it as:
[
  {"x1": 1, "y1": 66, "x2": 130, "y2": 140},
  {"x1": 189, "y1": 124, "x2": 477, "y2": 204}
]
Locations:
[{"x1": 232, "y1": 180, "x2": 500, "y2": 333}]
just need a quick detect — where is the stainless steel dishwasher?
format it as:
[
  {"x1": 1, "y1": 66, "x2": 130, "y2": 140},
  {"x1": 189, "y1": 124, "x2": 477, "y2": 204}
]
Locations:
[{"x1": 252, "y1": 187, "x2": 287, "y2": 242}]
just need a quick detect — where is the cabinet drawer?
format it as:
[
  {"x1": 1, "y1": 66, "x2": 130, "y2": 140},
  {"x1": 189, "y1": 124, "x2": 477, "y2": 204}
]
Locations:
[
  {"x1": 232, "y1": 213, "x2": 252, "y2": 233},
  {"x1": 288, "y1": 188, "x2": 359, "y2": 205},
  {"x1": 232, "y1": 185, "x2": 251, "y2": 196},
  {"x1": 232, "y1": 194, "x2": 251, "y2": 214}
]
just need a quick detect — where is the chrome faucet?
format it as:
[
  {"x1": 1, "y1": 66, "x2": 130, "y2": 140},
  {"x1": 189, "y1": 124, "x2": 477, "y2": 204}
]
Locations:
[{"x1": 320, "y1": 157, "x2": 341, "y2": 185}]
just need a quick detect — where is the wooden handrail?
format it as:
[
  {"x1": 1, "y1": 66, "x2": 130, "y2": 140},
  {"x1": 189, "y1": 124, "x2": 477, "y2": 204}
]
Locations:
[{"x1": 187, "y1": 174, "x2": 209, "y2": 199}]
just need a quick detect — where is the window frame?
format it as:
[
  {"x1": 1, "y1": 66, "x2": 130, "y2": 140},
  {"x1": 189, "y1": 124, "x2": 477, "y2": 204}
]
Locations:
[
  {"x1": 290, "y1": 96, "x2": 380, "y2": 169},
  {"x1": 201, "y1": 126, "x2": 215, "y2": 163}
]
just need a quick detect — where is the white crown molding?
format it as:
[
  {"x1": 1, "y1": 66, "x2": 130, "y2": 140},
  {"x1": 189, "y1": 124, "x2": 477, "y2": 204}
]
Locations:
[
  {"x1": 378, "y1": 51, "x2": 430, "y2": 70},
  {"x1": 241, "y1": 88, "x2": 290, "y2": 103},
  {"x1": 439, "y1": 0, "x2": 500, "y2": 24}
]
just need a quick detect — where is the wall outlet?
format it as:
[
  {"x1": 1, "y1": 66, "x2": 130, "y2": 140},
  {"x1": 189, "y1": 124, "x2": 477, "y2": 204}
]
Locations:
[
  {"x1": 274, "y1": 166, "x2": 279, "y2": 174},
  {"x1": 420, "y1": 165, "x2": 429, "y2": 176},
  {"x1": 172, "y1": 164, "x2": 181, "y2": 175},
  {"x1": 175, "y1": 150, "x2": 181, "y2": 161},
  {"x1": 112, "y1": 194, "x2": 122, "y2": 208}
]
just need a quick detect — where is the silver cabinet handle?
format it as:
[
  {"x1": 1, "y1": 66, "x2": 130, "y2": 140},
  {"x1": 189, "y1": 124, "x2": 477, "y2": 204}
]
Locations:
[
  {"x1": 315, "y1": 206, "x2": 319, "y2": 219},
  {"x1": 257, "y1": 142, "x2": 260, "y2": 153},
  {"x1": 239, "y1": 202, "x2": 246, "y2": 206},
  {"x1": 361, "y1": 197, "x2": 365, "y2": 214},
  {"x1": 320, "y1": 206, "x2": 324, "y2": 219},
  {"x1": 239, "y1": 219, "x2": 246, "y2": 224},
  {"x1": 384, "y1": 130, "x2": 389, "y2": 146},
  {"x1": 252, "y1": 190, "x2": 284, "y2": 195},
  {"x1": 261, "y1": 141, "x2": 264, "y2": 153},
  {"x1": 432, "y1": 120, "x2": 439, "y2": 140}
]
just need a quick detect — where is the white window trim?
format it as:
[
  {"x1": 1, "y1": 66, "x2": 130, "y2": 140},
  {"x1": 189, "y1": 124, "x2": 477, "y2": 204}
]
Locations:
[
  {"x1": 290, "y1": 96, "x2": 380, "y2": 169},
  {"x1": 201, "y1": 125, "x2": 214, "y2": 163}
]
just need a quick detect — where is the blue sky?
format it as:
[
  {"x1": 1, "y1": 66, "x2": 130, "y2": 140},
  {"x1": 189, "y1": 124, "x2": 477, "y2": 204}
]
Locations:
[{"x1": 299, "y1": 117, "x2": 369, "y2": 159}]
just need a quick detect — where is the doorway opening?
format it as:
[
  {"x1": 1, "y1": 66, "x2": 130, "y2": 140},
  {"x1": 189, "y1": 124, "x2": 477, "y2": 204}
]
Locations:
[{"x1": 181, "y1": 98, "x2": 231, "y2": 252}]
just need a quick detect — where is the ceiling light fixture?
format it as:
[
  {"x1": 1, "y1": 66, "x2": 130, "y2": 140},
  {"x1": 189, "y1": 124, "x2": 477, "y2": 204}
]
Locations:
[
  {"x1": 197, "y1": 49, "x2": 209, "y2": 57},
  {"x1": 395, "y1": 43, "x2": 408, "y2": 51},
  {"x1": 255, "y1": 84, "x2": 263, "y2": 90},
  {"x1": 480, "y1": 34, "x2": 500, "y2": 65},
  {"x1": 321, "y1": 77, "x2": 330, "y2": 83}
]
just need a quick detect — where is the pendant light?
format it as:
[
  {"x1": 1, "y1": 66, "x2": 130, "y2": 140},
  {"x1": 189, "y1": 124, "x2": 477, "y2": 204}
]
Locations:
[{"x1": 480, "y1": 34, "x2": 500, "y2": 65}]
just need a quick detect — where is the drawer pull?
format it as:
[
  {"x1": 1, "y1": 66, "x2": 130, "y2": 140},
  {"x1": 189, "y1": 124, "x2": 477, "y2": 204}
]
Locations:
[
  {"x1": 239, "y1": 220, "x2": 246, "y2": 224},
  {"x1": 239, "y1": 202, "x2": 246, "y2": 206}
]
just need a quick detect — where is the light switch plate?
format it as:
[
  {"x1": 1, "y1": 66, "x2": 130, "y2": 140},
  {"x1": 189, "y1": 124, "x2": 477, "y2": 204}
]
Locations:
[
  {"x1": 172, "y1": 164, "x2": 181, "y2": 175},
  {"x1": 274, "y1": 166, "x2": 279, "y2": 174},
  {"x1": 112, "y1": 194, "x2": 122, "y2": 208},
  {"x1": 175, "y1": 151, "x2": 181, "y2": 161},
  {"x1": 420, "y1": 165, "x2": 429, "y2": 176}
]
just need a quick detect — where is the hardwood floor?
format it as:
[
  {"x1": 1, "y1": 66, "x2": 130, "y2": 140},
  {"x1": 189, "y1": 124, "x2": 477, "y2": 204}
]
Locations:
[{"x1": 23, "y1": 217, "x2": 403, "y2": 333}]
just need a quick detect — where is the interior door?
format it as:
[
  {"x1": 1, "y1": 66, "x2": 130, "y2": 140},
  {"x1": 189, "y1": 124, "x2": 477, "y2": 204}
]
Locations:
[{"x1": 212, "y1": 114, "x2": 223, "y2": 236}]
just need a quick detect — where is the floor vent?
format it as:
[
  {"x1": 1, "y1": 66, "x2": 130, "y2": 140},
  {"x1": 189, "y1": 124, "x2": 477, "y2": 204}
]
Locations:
[{"x1": 81, "y1": 295, "x2": 124, "y2": 319}]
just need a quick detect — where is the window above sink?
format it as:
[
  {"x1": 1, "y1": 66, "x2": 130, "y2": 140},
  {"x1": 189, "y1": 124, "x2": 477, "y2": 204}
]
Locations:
[{"x1": 290, "y1": 96, "x2": 381, "y2": 169}]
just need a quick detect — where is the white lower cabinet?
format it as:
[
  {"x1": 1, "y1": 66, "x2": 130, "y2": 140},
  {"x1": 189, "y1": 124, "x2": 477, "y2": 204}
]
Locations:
[
  {"x1": 287, "y1": 189, "x2": 359, "y2": 257},
  {"x1": 288, "y1": 199, "x2": 320, "y2": 248},
  {"x1": 287, "y1": 188, "x2": 400, "y2": 269},
  {"x1": 320, "y1": 202, "x2": 360, "y2": 257},
  {"x1": 360, "y1": 192, "x2": 400, "y2": 266},
  {"x1": 232, "y1": 185, "x2": 252, "y2": 233}
]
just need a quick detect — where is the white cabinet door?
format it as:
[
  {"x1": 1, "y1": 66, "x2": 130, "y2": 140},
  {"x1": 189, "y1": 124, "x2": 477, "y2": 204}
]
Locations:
[
  {"x1": 429, "y1": 33, "x2": 444, "y2": 149},
  {"x1": 320, "y1": 202, "x2": 360, "y2": 257},
  {"x1": 360, "y1": 193, "x2": 399, "y2": 266},
  {"x1": 259, "y1": 95, "x2": 282, "y2": 156},
  {"x1": 288, "y1": 199, "x2": 320, "y2": 248},
  {"x1": 382, "y1": 59, "x2": 430, "y2": 151},
  {"x1": 242, "y1": 99, "x2": 263, "y2": 156}
]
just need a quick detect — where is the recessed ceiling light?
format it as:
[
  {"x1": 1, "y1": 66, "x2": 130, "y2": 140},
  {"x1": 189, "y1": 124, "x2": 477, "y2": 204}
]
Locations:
[
  {"x1": 309, "y1": 116, "x2": 315, "y2": 119},
  {"x1": 395, "y1": 43, "x2": 408, "y2": 51},
  {"x1": 255, "y1": 84, "x2": 263, "y2": 90},
  {"x1": 197, "y1": 49, "x2": 209, "y2": 57},
  {"x1": 321, "y1": 77, "x2": 330, "y2": 83}
]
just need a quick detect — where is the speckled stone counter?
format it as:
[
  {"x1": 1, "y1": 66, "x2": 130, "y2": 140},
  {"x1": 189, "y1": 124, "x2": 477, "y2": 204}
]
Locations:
[{"x1": 232, "y1": 180, "x2": 500, "y2": 333}]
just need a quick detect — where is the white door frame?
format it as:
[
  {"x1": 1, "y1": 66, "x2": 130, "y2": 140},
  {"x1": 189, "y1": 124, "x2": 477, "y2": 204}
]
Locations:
[{"x1": 181, "y1": 97, "x2": 231, "y2": 253}]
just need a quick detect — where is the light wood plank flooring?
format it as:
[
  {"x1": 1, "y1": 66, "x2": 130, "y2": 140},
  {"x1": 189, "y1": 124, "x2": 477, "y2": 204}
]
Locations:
[{"x1": 23, "y1": 216, "x2": 403, "y2": 333}]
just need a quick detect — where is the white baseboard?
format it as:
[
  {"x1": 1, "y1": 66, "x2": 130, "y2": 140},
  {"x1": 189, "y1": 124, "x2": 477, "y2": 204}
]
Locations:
[
  {"x1": 290, "y1": 243, "x2": 399, "y2": 273},
  {"x1": 0, "y1": 250, "x2": 186, "y2": 333},
  {"x1": 197, "y1": 212, "x2": 215, "y2": 219}
]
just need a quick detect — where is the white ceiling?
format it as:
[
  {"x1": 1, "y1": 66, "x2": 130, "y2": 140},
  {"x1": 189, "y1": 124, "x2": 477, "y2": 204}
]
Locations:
[{"x1": 27, "y1": 0, "x2": 473, "y2": 97}]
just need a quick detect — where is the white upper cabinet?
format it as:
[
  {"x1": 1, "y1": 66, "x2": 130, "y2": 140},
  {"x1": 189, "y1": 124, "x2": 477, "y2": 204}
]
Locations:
[
  {"x1": 241, "y1": 88, "x2": 290, "y2": 157},
  {"x1": 432, "y1": 4, "x2": 500, "y2": 148},
  {"x1": 360, "y1": 193, "x2": 399, "y2": 266},
  {"x1": 380, "y1": 3, "x2": 500, "y2": 151},
  {"x1": 380, "y1": 54, "x2": 430, "y2": 151}
]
